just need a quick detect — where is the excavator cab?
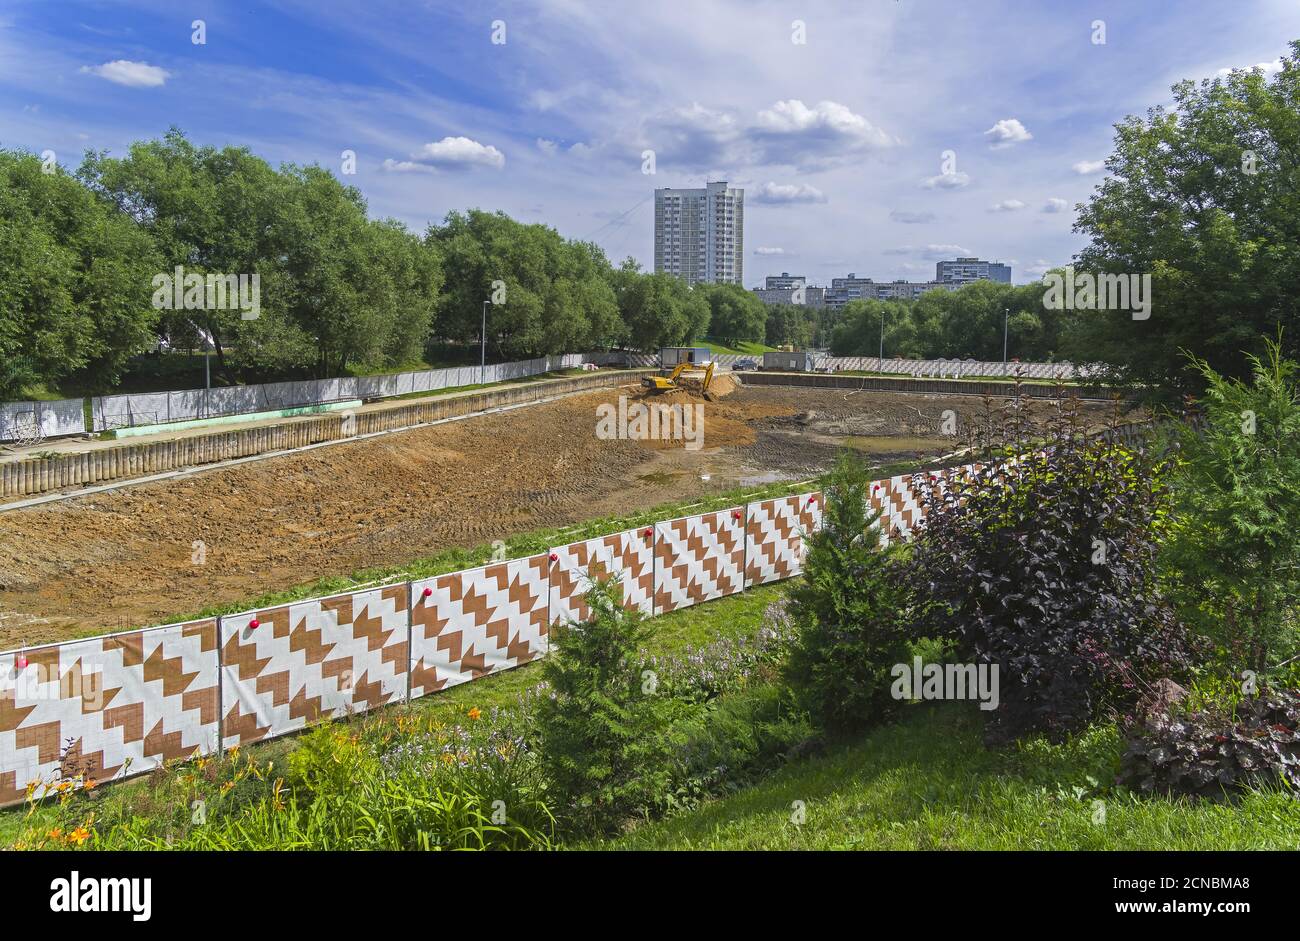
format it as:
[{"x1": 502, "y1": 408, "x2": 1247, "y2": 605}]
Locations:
[{"x1": 641, "y1": 360, "x2": 715, "y2": 399}]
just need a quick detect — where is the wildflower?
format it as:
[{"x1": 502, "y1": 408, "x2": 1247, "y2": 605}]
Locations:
[
  {"x1": 48, "y1": 827, "x2": 64, "y2": 840},
  {"x1": 467, "y1": 707, "x2": 482, "y2": 720},
  {"x1": 82, "y1": 778, "x2": 97, "y2": 792},
  {"x1": 220, "y1": 781, "x2": 235, "y2": 794},
  {"x1": 68, "y1": 827, "x2": 90, "y2": 846}
]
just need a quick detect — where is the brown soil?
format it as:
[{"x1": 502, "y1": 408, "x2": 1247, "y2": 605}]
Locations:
[{"x1": 0, "y1": 381, "x2": 1130, "y2": 647}]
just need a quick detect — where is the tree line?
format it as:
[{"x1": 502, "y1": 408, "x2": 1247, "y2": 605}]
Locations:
[
  {"x1": 0, "y1": 129, "x2": 775, "y2": 399},
  {"x1": 5, "y1": 43, "x2": 1298, "y2": 400}
]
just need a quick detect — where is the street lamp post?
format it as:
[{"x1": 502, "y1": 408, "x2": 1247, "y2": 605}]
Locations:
[
  {"x1": 481, "y1": 300, "x2": 489, "y2": 385},
  {"x1": 879, "y1": 306, "x2": 885, "y2": 362}
]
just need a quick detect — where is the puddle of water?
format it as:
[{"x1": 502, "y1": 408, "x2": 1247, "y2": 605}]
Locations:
[
  {"x1": 637, "y1": 471, "x2": 683, "y2": 485},
  {"x1": 738, "y1": 469, "x2": 795, "y2": 486},
  {"x1": 842, "y1": 435, "x2": 946, "y2": 453}
]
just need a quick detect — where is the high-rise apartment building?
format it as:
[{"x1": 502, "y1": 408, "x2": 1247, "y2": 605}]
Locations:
[
  {"x1": 935, "y1": 257, "x2": 1012, "y2": 285},
  {"x1": 654, "y1": 182, "x2": 744, "y2": 285}
]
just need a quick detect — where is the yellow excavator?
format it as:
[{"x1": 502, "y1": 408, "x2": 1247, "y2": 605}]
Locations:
[{"x1": 642, "y1": 361, "x2": 716, "y2": 399}]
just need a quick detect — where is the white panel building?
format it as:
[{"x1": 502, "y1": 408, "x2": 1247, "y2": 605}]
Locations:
[{"x1": 654, "y1": 181, "x2": 744, "y2": 285}]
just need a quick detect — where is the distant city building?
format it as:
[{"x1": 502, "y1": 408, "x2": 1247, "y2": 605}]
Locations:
[
  {"x1": 823, "y1": 273, "x2": 952, "y2": 309},
  {"x1": 935, "y1": 257, "x2": 1011, "y2": 285},
  {"x1": 653, "y1": 181, "x2": 744, "y2": 285},
  {"x1": 765, "y1": 272, "x2": 806, "y2": 290},
  {"x1": 752, "y1": 284, "x2": 825, "y2": 307}
]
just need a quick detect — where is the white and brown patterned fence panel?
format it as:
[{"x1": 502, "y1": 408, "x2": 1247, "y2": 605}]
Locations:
[
  {"x1": 409, "y1": 556, "x2": 549, "y2": 698},
  {"x1": 0, "y1": 619, "x2": 219, "y2": 808},
  {"x1": 220, "y1": 585, "x2": 409, "y2": 748},
  {"x1": 654, "y1": 508, "x2": 746, "y2": 614},
  {"x1": 549, "y1": 528, "x2": 656, "y2": 625},
  {"x1": 869, "y1": 472, "x2": 930, "y2": 543},
  {"x1": 745, "y1": 492, "x2": 823, "y2": 587},
  {"x1": 868, "y1": 463, "x2": 984, "y2": 544}
]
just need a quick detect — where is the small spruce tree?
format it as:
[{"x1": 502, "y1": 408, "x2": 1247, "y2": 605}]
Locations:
[
  {"x1": 534, "y1": 577, "x2": 678, "y2": 834},
  {"x1": 784, "y1": 450, "x2": 912, "y2": 732}
]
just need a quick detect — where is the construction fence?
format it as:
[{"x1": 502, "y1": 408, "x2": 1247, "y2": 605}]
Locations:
[
  {"x1": 598, "y1": 350, "x2": 1097, "y2": 380},
  {"x1": 0, "y1": 457, "x2": 985, "y2": 808},
  {"x1": 2, "y1": 353, "x2": 1100, "y2": 443},
  {"x1": 0, "y1": 399, "x2": 87, "y2": 443},
  {"x1": 89, "y1": 355, "x2": 586, "y2": 432}
]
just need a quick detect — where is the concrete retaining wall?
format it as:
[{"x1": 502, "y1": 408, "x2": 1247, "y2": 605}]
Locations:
[{"x1": 1, "y1": 370, "x2": 645, "y2": 501}]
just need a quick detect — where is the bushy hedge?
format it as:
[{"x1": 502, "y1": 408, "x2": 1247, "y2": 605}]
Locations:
[
  {"x1": 1120, "y1": 686, "x2": 1300, "y2": 799},
  {"x1": 909, "y1": 417, "x2": 1196, "y2": 743}
]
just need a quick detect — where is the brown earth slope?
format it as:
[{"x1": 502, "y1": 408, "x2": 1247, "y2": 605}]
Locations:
[{"x1": 0, "y1": 382, "x2": 1125, "y2": 646}]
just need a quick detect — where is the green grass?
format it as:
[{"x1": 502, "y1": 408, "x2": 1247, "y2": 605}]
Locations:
[
  {"x1": 696, "y1": 339, "x2": 774, "y2": 356},
  {"x1": 590, "y1": 703, "x2": 1300, "y2": 850},
  {"x1": 0, "y1": 582, "x2": 789, "y2": 848}
]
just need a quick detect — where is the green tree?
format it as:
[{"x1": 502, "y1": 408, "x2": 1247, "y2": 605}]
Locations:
[
  {"x1": 267, "y1": 167, "x2": 440, "y2": 376},
  {"x1": 1068, "y1": 45, "x2": 1300, "y2": 393},
  {"x1": 700, "y1": 283, "x2": 766, "y2": 347},
  {"x1": 79, "y1": 128, "x2": 285, "y2": 380},
  {"x1": 534, "y1": 578, "x2": 680, "y2": 834},
  {"x1": 0, "y1": 149, "x2": 159, "y2": 397},
  {"x1": 784, "y1": 451, "x2": 912, "y2": 731},
  {"x1": 764, "y1": 304, "x2": 814, "y2": 349},
  {"x1": 617, "y1": 272, "x2": 710, "y2": 352},
  {"x1": 429, "y1": 209, "x2": 619, "y2": 358},
  {"x1": 1162, "y1": 336, "x2": 1300, "y2": 672}
]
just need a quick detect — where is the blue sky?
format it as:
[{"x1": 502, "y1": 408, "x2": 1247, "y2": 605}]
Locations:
[{"x1": 3, "y1": 0, "x2": 1298, "y2": 286}]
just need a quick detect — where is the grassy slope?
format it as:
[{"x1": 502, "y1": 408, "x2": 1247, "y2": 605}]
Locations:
[
  {"x1": 593, "y1": 704, "x2": 1300, "y2": 850},
  {"x1": 697, "y1": 340, "x2": 774, "y2": 356}
]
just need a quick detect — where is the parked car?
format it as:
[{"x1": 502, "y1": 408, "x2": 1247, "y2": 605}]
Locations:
[{"x1": 732, "y1": 358, "x2": 759, "y2": 371}]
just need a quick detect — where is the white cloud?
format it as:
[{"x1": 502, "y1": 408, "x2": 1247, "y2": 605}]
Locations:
[
  {"x1": 410, "y1": 136, "x2": 505, "y2": 169},
  {"x1": 984, "y1": 117, "x2": 1032, "y2": 148},
  {"x1": 637, "y1": 98, "x2": 894, "y2": 171},
  {"x1": 884, "y1": 243, "x2": 972, "y2": 259},
  {"x1": 381, "y1": 159, "x2": 436, "y2": 174},
  {"x1": 1217, "y1": 59, "x2": 1283, "y2": 78},
  {"x1": 756, "y1": 99, "x2": 894, "y2": 143},
  {"x1": 988, "y1": 199, "x2": 1027, "y2": 212},
  {"x1": 1072, "y1": 159, "x2": 1105, "y2": 175},
  {"x1": 920, "y1": 171, "x2": 971, "y2": 190},
  {"x1": 753, "y1": 246, "x2": 786, "y2": 255},
  {"x1": 889, "y1": 210, "x2": 937, "y2": 224},
  {"x1": 1042, "y1": 197, "x2": 1069, "y2": 213},
  {"x1": 1023, "y1": 259, "x2": 1057, "y2": 277},
  {"x1": 81, "y1": 60, "x2": 169, "y2": 87},
  {"x1": 753, "y1": 181, "x2": 827, "y2": 204},
  {"x1": 536, "y1": 138, "x2": 558, "y2": 155}
]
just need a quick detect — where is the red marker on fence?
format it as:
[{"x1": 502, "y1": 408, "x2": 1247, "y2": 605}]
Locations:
[
  {"x1": 643, "y1": 528, "x2": 652, "y2": 537},
  {"x1": 15, "y1": 650, "x2": 27, "y2": 670},
  {"x1": 422, "y1": 587, "x2": 433, "y2": 599},
  {"x1": 732, "y1": 510, "x2": 741, "y2": 520},
  {"x1": 549, "y1": 553, "x2": 558, "y2": 562},
  {"x1": 248, "y1": 618, "x2": 260, "y2": 630}
]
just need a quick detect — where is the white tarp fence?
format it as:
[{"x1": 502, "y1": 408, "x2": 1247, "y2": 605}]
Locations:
[
  {"x1": 90, "y1": 354, "x2": 585, "y2": 431},
  {"x1": 0, "y1": 399, "x2": 87, "y2": 442}
]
